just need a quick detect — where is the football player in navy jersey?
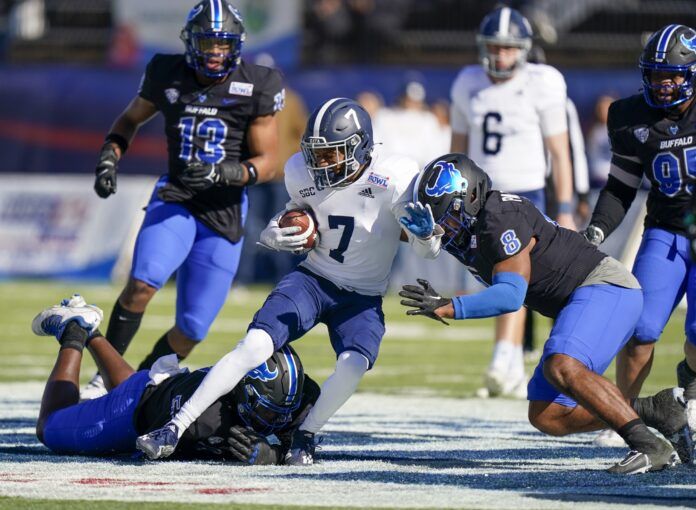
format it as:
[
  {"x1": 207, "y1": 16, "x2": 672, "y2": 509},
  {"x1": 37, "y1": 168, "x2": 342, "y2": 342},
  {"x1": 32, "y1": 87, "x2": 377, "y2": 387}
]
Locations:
[
  {"x1": 400, "y1": 153, "x2": 692, "y2": 474},
  {"x1": 86, "y1": 1, "x2": 284, "y2": 398},
  {"x1": 583, "y1": 25, "x2": 696, "y2": 443},
  {"x1": 31, "y1": 295, "x2": 318, "y2": 464}
]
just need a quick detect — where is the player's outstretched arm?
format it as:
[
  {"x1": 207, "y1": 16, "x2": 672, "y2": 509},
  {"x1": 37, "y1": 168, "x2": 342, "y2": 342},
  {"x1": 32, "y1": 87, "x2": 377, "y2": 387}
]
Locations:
[{"x1": 94, "y1": 96, "x2": 158, "y2": 198}]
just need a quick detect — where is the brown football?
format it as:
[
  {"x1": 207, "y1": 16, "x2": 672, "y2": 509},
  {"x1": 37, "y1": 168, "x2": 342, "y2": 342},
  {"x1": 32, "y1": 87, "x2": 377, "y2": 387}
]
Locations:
[{"x1": 278, "y1": 209, "x2": 318, "y2": 250}]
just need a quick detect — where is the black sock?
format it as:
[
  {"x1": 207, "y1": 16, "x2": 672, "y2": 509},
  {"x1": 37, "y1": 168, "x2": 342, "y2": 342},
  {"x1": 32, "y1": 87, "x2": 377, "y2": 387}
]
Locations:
[
  {"x1": 617, "y1": 419, "x2": 661, "y2": 454},
  {"x1": 137, "y1": 333, "x2": 183, "y2": 371},
  {"x1": 677, "y1": 359, "x2": 696, "y2": 400},
  {"x1": 59, "y1": 321, "x2": 89, "y2": 353},
  {"x1": 105, "y1": 300, "x2": 143, "y2": 355}
]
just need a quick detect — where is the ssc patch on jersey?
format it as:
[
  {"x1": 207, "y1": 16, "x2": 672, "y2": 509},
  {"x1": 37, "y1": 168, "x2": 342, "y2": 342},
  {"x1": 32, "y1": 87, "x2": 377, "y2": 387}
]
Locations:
[
  {"x1": 165, "y1": 88, "x2": 180, "y2": 104},
  {"x1": 634, "y1": 127, "x2": 649, "y2": 144},
  {"x1": 367, "y1": 172, "x2": 389, "y2": 188},
  {"x1": 228, "y1": 81, "x2": 254, "y2": 96}
]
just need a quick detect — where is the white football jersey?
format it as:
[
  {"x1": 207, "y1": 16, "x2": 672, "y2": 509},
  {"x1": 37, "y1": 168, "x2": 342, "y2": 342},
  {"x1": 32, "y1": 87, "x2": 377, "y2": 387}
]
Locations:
[
  {"x1": 281, "y1": 147, "x2": 425, "y2": 296},
  {"x1": 450, "y1": 63, "x2": 568, "y2": 192}
]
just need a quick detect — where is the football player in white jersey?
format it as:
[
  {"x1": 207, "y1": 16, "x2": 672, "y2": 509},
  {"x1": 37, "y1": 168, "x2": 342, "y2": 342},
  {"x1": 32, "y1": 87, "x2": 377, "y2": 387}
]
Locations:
[
  {"x1": 450, "y1": 6, "x2": 576, "y2": 398},
  {"x1": 135, "y1": 98, "x2": 442, "y2": 465}
]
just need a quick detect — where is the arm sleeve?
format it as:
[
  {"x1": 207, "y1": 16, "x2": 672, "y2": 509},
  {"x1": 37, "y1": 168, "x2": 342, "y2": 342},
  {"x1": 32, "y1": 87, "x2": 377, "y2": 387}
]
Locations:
[
  {"x1": 588, "y1": 175, "x2": 639, "y2": 237},
  {"x1": 255, "y1": 68, "x2": 285, "y2": 117},
  {"x1": 452, "y1": 272, "x2": 528, "y2": 319},
  {"x1": 537, "y1": 67, "x2": 568, "y2": 137},
  {"x1": 566, "y1": 99, "x2": 590, "y2": 195}
]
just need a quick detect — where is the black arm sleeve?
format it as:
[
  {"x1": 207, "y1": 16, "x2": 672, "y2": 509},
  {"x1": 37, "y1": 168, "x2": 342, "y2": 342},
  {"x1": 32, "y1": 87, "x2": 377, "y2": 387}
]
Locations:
[{"x1": 589, "y1": 175, "x2": 639, "y2": 238}]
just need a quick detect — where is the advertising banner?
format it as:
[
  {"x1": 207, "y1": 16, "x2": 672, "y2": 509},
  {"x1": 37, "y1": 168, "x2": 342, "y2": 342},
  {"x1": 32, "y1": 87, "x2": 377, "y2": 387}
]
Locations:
[{"x1": 0, "y1": 174, "x2": 156, "y2": 280}]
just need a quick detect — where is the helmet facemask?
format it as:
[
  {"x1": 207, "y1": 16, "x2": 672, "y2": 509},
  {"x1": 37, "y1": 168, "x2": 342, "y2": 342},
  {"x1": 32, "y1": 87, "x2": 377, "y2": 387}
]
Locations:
[
  {"x1": 301, "y1": 133, "x2": 364, "y2": 188},
  {"x1": 181, "y1": 30, "x2": 244, "y2": 79},
  {"x1": 640, "y1": 63, "x2": 696, "y2": 109},
  {"x1": 236, "y1": 380, "x2": 301, "y2": 435},
  {"x1": 477, "y1": 37, "x2": 531, "y2": 79},
  {"x1": 437, "y1": 195, "x2": 477, "y2": 261}
]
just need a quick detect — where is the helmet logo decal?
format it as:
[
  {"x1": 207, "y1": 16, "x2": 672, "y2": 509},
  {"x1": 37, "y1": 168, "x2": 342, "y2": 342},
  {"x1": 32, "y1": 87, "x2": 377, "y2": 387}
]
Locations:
[
  {"x1": 187, "y1": 4, "x2": 204, "y2": 22},
  {"x1": 247, "y1": 361, "x2": 279, "y2": 382},
  {"x1": 681, "y1": 33, "x2": 696, "y2": 55},
  {"x1": 425, "y1": 161, "x2": 468, "y2": 198}
]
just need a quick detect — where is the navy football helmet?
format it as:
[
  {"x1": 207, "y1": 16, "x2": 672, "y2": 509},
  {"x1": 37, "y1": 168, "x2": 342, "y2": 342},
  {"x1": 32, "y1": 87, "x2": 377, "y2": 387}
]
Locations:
[
  {"x1": 640, "y1": 24, "x2": 696, "y2": 109},
  {"x1": 234, "y1": 345, "x2": 304, "y2": 435},
  {"x1": 180, "y1": 0, "x2": 245, "y2": 79},
  {"x1": 477, "y1": 6, "x2": 533, "y2": 79},
  {"x1": 300, "y1": 98, "x2": 374, "y2": 188},
  {"x1": 415, "y1": 153, "x2": 491, "y2": 259}
]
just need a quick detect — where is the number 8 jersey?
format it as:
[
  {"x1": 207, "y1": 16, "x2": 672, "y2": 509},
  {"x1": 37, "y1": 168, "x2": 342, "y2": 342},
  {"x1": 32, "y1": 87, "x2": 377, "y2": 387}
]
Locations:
[
  {"x1": 449, "y1": 63, "x2": 567, "y2": 192},
  {"x1": 605, "y1": 93, "x2": 696, "y2": 235},
  {"x1": 138, "y1": 54, "x2": 284, "y2": 242}
]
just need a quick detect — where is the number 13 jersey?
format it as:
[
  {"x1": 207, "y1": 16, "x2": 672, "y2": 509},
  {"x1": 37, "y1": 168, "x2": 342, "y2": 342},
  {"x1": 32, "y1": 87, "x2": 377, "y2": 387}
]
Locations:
[{"x1": 450, "y1": 63, "x2": 568, "y2": 192}]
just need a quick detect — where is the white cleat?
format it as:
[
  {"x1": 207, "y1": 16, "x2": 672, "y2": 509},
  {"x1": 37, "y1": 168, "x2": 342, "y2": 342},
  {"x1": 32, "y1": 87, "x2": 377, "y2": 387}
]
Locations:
[
  {"x1": 80, "y1": 373, "x2": 108, "y2": 401},
  {"x1": 483, "y1": 369, "x2": 527, "y2": 399},
  {"x1": 31, "y1": 294, "x2": 103, "y2": 339},
  {"x1": 593, "y1": 428, "x2": 627, "y2": 448}
]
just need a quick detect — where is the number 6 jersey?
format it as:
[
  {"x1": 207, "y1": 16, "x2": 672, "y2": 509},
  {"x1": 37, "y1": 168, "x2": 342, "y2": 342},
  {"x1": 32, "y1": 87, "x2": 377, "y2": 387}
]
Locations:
[
  {"x1": 449, "y1": 63, "x2": 567, "y2": 192},
  {"x1": 280, "y1": 147, "x2": 440, "y2": 296},
  {"x1": 138, "y1": 54, "x2": 284, "y2": 242}
]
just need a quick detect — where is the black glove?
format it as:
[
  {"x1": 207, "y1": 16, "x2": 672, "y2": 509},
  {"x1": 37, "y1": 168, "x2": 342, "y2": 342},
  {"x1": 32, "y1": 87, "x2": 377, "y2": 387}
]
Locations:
[
  {"x1": 226, "y1": 426, "x2": 283, "y2": 465},
  {"x1": 179, "y1": 160, "x2": 246, "y2": 191},
  {"x1": 94, "y1": 143, "x2": 118, "y2": 198},
  {"x1": 399, "y1": 278, "x2": 451, "y2": 325},
  {"x1": 582, "y1": 224, "x2": 605, "y2": 246}
]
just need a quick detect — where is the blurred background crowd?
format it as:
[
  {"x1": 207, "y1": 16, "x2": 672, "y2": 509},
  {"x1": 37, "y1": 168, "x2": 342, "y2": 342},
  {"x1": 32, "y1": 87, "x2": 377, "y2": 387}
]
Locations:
[{"x1": 1, "y1": 0, "x2": 695, "y2": 290}]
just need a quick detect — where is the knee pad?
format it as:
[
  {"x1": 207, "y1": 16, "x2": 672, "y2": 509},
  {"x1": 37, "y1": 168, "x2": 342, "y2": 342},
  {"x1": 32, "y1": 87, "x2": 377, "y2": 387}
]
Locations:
[
  {"x1": 237, "y1": 328, "x2": 276, "y2": 368},
  {"x1": 176, "y1": 312, "x2": 209, "y2": 341},
  {"x1": 633, "y1": 319, "x2": 662, "y2": 343},
  {"x1": 335, "y1": 350, "x2": 369, "y2": 380},
  {"x1": 132, "y1": 261, "x2": 169, "y2": 289}
]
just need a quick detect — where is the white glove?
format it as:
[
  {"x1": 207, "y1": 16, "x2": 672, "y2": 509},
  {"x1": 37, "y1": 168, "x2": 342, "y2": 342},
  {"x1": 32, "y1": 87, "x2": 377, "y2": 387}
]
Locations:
[{"x1": 258, "y1": 220, "x2": 312, "y2": 253}]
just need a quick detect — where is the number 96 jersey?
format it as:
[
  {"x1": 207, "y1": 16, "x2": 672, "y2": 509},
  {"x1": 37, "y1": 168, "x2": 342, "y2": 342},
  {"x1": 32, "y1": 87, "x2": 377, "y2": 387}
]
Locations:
[
  {"x1": 282, "y1": 148, "x2": 421, "y2": 296},
  {"x1": 607, "y1": 93, "x2": 696, "y2": 235},
  {"x1": 450, "y1": 63, "x2": 568, "y2": 192},
  {"x1": 138, "y1": 54, "x2": 284, "y2": 242}
]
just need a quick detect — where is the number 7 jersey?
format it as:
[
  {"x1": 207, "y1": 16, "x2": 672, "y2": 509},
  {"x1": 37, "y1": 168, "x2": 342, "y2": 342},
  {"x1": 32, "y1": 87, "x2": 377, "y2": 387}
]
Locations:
[{"x1": 282, "y1": 148, "x2": 427, "y2": 296}]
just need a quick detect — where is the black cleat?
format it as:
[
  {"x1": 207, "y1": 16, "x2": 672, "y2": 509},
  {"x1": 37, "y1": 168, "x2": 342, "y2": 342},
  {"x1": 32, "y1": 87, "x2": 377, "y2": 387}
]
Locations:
[
  {"x1": 607, "y1": 439, "x2": 679, "y2": 475},
  {"x1": 645, "y1": 388, "x2": 694, "y2": 465},
  {"x1": 285, "y1": 429, "x2": 319, "y2": 466}
]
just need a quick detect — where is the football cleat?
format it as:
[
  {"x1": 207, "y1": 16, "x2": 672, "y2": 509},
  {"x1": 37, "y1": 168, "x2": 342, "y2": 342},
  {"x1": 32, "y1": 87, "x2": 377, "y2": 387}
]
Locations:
[
  {"x1": 285, "y1": 429, "x2": 319, "y2": 466},
  {"x1": 31, "y1": 295, "x2": 103, "y2": 340},
  {"x1": 607, "y1": 439, "x2": 678, "y2": 474},
  {"x1": 136, "y1": 422, "x2": 180, "y2": 460},
  {"x1": 647, "y1": 387, "x2": 694, "y2": 465},
  {"x1": 80, "y1": 373, "x2": 108, "y2": 401},
  {"x1": 484, "y1": 369, "x2": 527, "y2": 399},
  {"x1": 593, "y1": 428, "x2": 627, "y2": 448},
  {"x1": 677, "y1": 360, "x2": 696, "y2": 400}
]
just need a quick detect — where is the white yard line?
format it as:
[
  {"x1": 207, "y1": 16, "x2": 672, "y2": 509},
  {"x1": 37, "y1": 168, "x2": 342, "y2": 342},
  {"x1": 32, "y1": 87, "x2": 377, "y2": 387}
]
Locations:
[{"x1": 0, "y1": 383, "x2": 693, "y2": 509}]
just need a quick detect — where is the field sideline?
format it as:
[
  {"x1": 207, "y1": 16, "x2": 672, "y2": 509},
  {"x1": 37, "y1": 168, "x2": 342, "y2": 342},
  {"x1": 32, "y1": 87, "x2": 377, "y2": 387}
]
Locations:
[{"x1": 0, "y1": 281, "x2": 693, "y2": 509}]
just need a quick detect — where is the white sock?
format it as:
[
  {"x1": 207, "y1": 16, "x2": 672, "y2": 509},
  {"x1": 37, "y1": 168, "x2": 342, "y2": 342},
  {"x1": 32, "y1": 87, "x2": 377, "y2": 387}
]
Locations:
[
  {"x1": 489, "y1": 340, "x2": 515, "y2": 373},
  {"x1": 508, "y1": 344, "x2": 525, "y2": 381},
  {"x1": 170, "y1": 328, "x2": 274, "y2": 437},
  {"x1": 299, "y1": 351, "x2": 369, "y2": 434}
]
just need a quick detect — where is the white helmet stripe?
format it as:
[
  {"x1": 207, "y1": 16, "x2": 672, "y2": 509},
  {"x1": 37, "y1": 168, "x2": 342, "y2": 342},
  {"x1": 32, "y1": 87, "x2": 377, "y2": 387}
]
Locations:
[
  {"x1": 656, "y1": 24, "x2": 680, "y2": 60},
  {"x1": 498, "y1": 7, "x2": 511, "y2": 37},
  {"x1": 313, "y1": 97, "x2": 342, "y2": 138},
  {"x1": 281, "y1": 346, "x2": 297, "y2": 404}
]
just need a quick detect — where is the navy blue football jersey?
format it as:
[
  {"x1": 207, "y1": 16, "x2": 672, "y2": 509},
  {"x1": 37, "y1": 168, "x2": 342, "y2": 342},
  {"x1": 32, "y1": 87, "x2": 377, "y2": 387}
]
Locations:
[
  {"x1": 607, "y1": 93, "x2": 696, "y2": 235},
  {"x1": 139, "y1": 54, "x2": 284, "y2": 242},
  {"x1": 449, "y1": 191, "x2": 606, "y2": 318}
]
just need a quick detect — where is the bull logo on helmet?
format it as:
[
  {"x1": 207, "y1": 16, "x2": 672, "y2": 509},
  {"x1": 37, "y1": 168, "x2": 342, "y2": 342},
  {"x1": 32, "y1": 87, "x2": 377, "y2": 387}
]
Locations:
[
  {"x1": 681, "y1": 33, "x2": 696, "y2": 55},
  {"x1": 247, "y1": 361, "x2": 278, "y2": 382},
  {"x1": 425, "y1": 161, "x2": 468, "y2": 198}
]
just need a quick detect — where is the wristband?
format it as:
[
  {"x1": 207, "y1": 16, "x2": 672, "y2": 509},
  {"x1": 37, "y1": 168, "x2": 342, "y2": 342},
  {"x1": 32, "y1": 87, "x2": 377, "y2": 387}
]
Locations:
[
  {"x1": 243, "y1": 161, "x2": 258, "y2": 186},
  {"x1": 105, "y1": 133, "x2": 129, "y2": 155},
  {"x1": 557, "y1": 201, "x2": 573, "y2": 214}
]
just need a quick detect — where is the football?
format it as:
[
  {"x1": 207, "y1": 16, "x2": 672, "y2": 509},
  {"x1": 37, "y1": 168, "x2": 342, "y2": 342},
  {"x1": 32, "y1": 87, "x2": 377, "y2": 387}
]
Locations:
[{"x1": 278, "y1": 209, "x2": 318, "y2": 250}]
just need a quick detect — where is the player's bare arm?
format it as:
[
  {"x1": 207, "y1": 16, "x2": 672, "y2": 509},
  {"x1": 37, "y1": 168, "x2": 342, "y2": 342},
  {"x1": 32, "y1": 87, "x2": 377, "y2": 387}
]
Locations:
[
  {"x1": 108, "y1": 96, "x2": 159, "y2": 156},
  {"x1": 544, "y1": 131, "x2": 576, "y2": 230},
  {"x1": 244, "y1": 113, "x2": 280, "y2": 183},
  {"x1": 450, "y1": 133, "x2": 468, "y2": 153}
]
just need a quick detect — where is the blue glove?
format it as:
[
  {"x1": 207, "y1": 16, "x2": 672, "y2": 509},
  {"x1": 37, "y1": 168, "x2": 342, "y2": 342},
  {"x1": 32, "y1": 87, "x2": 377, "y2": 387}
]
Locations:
[{"x1": 400, "y1": 202, "x2": 435, "y2": 239}]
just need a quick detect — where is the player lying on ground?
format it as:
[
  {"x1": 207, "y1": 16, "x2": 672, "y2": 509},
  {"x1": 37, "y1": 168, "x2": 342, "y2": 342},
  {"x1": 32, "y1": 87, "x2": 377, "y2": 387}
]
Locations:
[
  {"x1": 135, "y1": 98, "x2": 442, "y2": 465},
  {"x1": 32, "y1": 295, "x2": 318, "y2": 464},
  {"x1": 399, "y1": 153, "x2": 693, "y2": 474}
]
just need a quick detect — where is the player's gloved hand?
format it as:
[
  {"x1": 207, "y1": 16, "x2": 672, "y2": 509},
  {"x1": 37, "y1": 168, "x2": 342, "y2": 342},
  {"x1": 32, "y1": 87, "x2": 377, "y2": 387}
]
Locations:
[
  {"x1": 582, "y1": 224, "x2": 605, "y2": 246},
  {"x1": 399, "y1": 278, "x2": 451, "y2": 325},
  {"x1": 179, "y1": 161, "x2": 247, "y2": 191},
  {"x1": 258, "y1": 220, "x2": 312, "y2": 253},
  {"x1": 399, "y1": 202, "x2": 435, "y2": 239},
  {"x1": 94, "y1": 143, "x2": 119, "y2": 198},
  {"x1": 226, "y1": 426, "x2": 283, "y2": 465}
]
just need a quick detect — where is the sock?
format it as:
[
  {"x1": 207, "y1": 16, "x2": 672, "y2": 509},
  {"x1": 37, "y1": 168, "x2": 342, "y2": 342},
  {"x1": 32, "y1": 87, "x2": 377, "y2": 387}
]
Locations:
[
  {"x1": 105, "y1": 300, "x2": 143, "y2": 355},
  {"x1": 85, "y1": 328, "x2": 102, "y2": 347},
  {"x1": 617, "y1": 419, "x2": 661, "y2": 454},
  {"x1": 59, "y1": 321, "x2": 89, "y2": 353},
  {"x1": 170, "y1": 328, "x2": 274, "y2": 438},
  {"x1": 523, "y1": 312, "x2": 535, "y2": 352},
  {"x1": 490, "y1": 340, "x2": 515, "y2": 373},
  {"x1": 677, "y1": 359, "x2": 696, "y2": 400},
  {"x1": 300, "y1": 351, "x2": 369, "y2": 433},
  {"x1": 137, "y1": 333, "x2": 181, "y2": 371}
]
